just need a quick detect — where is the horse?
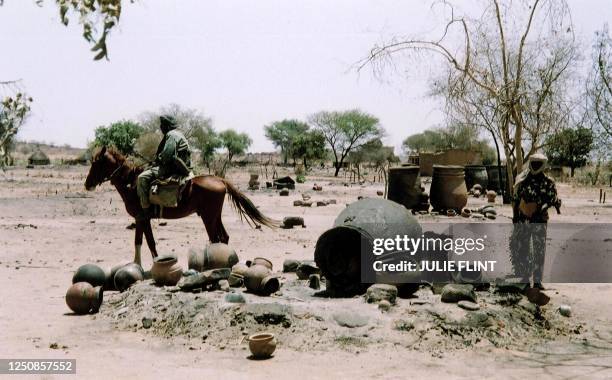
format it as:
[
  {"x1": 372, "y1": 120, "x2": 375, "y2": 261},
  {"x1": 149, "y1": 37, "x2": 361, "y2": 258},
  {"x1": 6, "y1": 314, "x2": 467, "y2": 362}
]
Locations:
[{"x1": 84, "y1": 146, "x2": 277, "y2": 267}]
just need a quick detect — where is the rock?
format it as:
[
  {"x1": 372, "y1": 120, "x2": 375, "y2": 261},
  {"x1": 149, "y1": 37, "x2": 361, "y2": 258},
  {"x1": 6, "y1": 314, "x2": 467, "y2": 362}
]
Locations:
[
  {"x1": 462, "y1": 311, "x2": 492, "y2": 327},
  {"x1": 471, "y1": 213, "x2": 486, "y2": 220},
  {"x1": 333, "y1": 311, "x2": 369, "y2": 328},
  {"x1": 328, "y1": 199, "x2": 337, "y2": 204},
  {"x1": 142, "y1": 317, "x2": 153, "y2": 329},
  {"x1": 525, "y1": 288, "x2": 550, "y2": 306},
  {"x1": 293, "y1": 200, "x2": 303, "y2": 207},
  {"x1": 296, "y1": 261, "x2": 321, "y2": 280},
  {"x1": 558, "y1": 304, "x2": 572, "y2": 317},
  {"x1": 518, "y1": 298, "x2": 537, "y2": 314},
  {"x1": 301, "y1": 194, "x2": 311, "y2": 201},
  {"x1": 313, "y1": 185, "x2": 322, "y2": 191},
  {"x1": 183, "y1": 269, "x2": 198, "y2": 277},
  {"x1": 494, "y1": 278, "x2": 529, "y2": 294},
  {"x1": 485, "y1": 213, "x2": 496, "y2": 220},
  {"x1": 458, "y1": 300, "x2": 480, "y2": 311},
  {"x1": 225, "y1": 292, "x2": 246, "y2": 303},
  {"x1": 316, "y1": 200, "x2": 328, "y2": 207},
  {"x1": 218, "y1": 279, "x2": 230, "y2": 292},
  {"x1": 308, "y1": 274, "x2": 320, "y2": 289},
  {"x1": 279, "y1": 189, "x2": 289, "y2": 196},
  {"x1": 378, "y1": 300, "x2": 392, "y2": 312},
  {"x1": 178, "y1": 268, "x2": 231, "y2": 291},
  {"x1": 282, "y1": 259, "x2": 301, "y2": 273},
  {"x1": 440, "y1": 284, "x2": 476, "y2": 303},
  {"x1": 365, "y1": 284, "x2": 398, "y2": 305},
  {"x1": 281, "y1": 216, "x2": 305, "y2": 229},
  {"x1": 301, "y1": 201, "x2": 313, "y2": 207},
  {"x1": 376, "y1": 190, "x2": 384, "y2": 196},
  {"x1": 246, "y1": 303, "x2": 292, "y2": 327}
]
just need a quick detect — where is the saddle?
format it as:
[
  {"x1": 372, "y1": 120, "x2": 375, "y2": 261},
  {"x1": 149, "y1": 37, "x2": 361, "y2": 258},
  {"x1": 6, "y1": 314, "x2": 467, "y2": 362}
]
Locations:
[{"x1": 149, "y1": 173, "x2": 194, "y2": 208}]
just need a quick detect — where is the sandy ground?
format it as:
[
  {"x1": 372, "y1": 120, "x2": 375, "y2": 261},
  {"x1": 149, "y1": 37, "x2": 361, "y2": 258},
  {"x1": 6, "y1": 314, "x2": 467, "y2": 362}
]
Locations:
[{"x1": 1, "y1": 165, "x2": 612, "y2": 379}]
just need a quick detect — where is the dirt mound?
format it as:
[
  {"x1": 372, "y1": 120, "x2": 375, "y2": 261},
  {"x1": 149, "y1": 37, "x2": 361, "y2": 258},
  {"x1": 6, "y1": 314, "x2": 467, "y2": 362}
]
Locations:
[{"x1": 98, "y1": 276, "x2": 584, "y2": 354}]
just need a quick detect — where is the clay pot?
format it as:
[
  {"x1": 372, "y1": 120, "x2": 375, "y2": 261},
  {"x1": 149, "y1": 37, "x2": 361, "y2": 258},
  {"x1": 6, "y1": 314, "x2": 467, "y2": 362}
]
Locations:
[
  {"x1": 247, "y1": 333, "x2": 277, "y2": 359},
  {"x1": 104, "y1": 263, "x2": 128, "y2": 291},
  {"x1": 251, "y1": 257, "x2": 273, "y2": 271},
  {"x1": 231, "y1": 263, "x2": 250, "y2": 277},
  {"x1": 429, "y1": 165, "x2": 468, "y2": 212},
  {"x1": 66, "y1": 282, "x2": 103, "y2": 314},
  {"x1": 486, "y1": 190, "x2": 497, "y2": 203},
  {"x1": 244, "y1": 264, "x2": 280, "y2": 296},
  {"x1": 72, "y1": 264, "x2": 106, "y2": 287},
  {"x1": 228, "y1": 273, "x2": 244, "y2": 287},
  {"x1": 194, "y1": 243, "x2": 239, "y2": 271},
  {"x1": 114, "y1": 263, "x2": 144, "y2": 292},
  {"x1": 461, "y1": 209, "x2": 472, "y2": 218},
  {"x1": 151, "y1": 255, "x2": 183, "y2": 286}
]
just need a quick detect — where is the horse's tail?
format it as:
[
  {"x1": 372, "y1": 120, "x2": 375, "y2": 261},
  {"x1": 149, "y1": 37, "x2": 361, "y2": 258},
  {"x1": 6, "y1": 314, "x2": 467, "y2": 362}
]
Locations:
[{"x1": 223, "y1": 179, "x2": 279, "y2": 228}]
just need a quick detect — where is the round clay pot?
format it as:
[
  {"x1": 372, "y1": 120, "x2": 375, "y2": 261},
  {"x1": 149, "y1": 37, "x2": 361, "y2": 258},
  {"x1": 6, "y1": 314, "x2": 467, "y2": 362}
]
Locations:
[
  {"x1": 198, "y1": 243, "x2": 239, "y2": 270},
  {"x1": 66, "y1": 282, "x2": 103, "y2": 314},
  {"x1": 114, "y1": 263, "x2": 144, "y2": 292},
  {"x1": 387, "y1": 166, "x2": 422, "y2": 210},
  {"x1": 252, "y1": 257, "x2": 273, "y2": 271},
  {"x1": 247, "y1": 333, "x2": 277, "y2": 359},
  {"x1": 188, "y1": 247, "x2": 205, "y2": 272},
  {"x1": 486, "y1": 190, "x2": 496, "y2": 203},
  {"x1": 461, "y1": 208, "x2": 472, "y2": 218},
  {"x1": 104, "y1": 263, "x2": 127, "y2": 291},
  {"x1": 72, "y1": 264, "x2": 106, "y2": 287},
  {"x1": 430, "y1": 165, "x2": 468, "y2": 212},
  {"x1": 244, "y1": 264, "x2": 279, "y2": 295},
  {"x1": 231, "y1": 263, "x2": 250, "y2": 277},
  {"x1": 151, "y1": 255, "x2": 183, "y2": 286}
]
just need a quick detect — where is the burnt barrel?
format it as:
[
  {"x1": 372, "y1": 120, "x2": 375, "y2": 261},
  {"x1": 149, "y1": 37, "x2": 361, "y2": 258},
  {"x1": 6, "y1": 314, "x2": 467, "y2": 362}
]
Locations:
[
  {"x1": 464, "y1": 165, "x2": 488, "y2": 191},
  {"x1": 387, "y1": 166, "x2": 421, "y2": 210},
  {"x1": 429, "y1": 165, "x2": 468, "y2": 212}
]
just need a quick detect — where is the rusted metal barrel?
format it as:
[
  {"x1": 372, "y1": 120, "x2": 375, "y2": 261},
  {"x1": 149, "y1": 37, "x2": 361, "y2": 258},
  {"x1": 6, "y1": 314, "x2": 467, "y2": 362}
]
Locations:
[
  {"x1": 464, "y1": 165, "x2": 488, "y2": 190},
  {"x1": 429, "y1": 165, "x2": 468, "y2": 212},
  {"x1": 314, "y1": 198, "x2": 422, "y2": 297},
  {"x1": 386, "y1": 166, "x2": 421, "y2": 210}
]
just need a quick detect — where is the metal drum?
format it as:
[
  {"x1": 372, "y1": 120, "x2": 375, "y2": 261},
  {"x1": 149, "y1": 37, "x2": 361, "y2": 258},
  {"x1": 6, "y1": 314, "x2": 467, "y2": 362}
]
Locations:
[
  {"x1": 387, "y1": 166, "x2": 421, "y2": 210},
  {"x1": 429, "y1": 165, "x2": 468, "y2": 212}
]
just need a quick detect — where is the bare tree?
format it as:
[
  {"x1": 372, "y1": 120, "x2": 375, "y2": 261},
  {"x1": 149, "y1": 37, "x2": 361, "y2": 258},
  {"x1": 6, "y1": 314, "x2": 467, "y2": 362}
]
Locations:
[
  {"x1": 359, "y1": 0, "x2": 579, "y2": 206},
  {"x1": 0, "y1": 81, "x2": 33, "y2": 169},
  {"x1": 586, "y1": 24, "x2": 612, "y2": 142}
]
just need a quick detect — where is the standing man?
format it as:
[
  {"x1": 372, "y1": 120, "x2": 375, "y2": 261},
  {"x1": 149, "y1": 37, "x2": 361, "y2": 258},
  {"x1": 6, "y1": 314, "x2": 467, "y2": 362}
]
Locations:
[
  {"x1": 136, "y1": 115, "x2": 191, "y2": 220},
  {"x1": 509, "y1": 153, "x2": 561, "y2": 289}
]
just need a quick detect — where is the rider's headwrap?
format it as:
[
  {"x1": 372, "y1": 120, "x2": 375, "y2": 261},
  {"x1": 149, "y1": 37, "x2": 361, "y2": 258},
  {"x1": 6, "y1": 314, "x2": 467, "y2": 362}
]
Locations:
[
  {"x1": 160, "y1": 115, "x2": 178, "y2": 133},
  {"x1": 513, "y1": 152, "x2": 548, "y2": 193}
]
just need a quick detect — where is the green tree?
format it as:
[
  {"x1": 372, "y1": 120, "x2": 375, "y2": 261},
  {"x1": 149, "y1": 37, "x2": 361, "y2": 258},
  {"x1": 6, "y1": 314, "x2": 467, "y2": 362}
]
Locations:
[
  {"x1": 0, "y1": 90, "x2": 32, "y2": 169},
  {"x1": 290, "y1": 130, "x2": 327, "y2": 169},
  {"x1": 93, "y1": 120, "x2": 143, "y2": 155},
  {"x1": 219, "y1": 129, "x2": 252, "y2": 162},
  {"x1": 545, "y1": 127, "x2": 594, "y2": 177},
  {"x1": 264, "y1": 119, "x2": 310, "y2": 164},
  {"x1": 309, "y1": 109, "x2": 383, "y2": 177}
]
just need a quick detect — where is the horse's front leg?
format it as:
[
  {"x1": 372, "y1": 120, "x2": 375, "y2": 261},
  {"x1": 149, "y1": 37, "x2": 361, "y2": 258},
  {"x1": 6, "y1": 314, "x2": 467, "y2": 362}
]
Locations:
[
  {"x1": 134, "y1": 222, "x2": 143, "y2": 267},
  {"x1": 141, "y1": 218, "x2": 158, "y2": 259}
]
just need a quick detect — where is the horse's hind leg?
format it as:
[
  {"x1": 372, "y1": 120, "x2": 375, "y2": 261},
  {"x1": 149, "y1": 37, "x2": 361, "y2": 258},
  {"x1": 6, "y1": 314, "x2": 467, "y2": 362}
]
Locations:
[
  {"x1": 201, "y1": 215, "x2": 222, "y2": 243},
  {"x1": 218, "y1": 216, "x2": 229, "y2": 244}
]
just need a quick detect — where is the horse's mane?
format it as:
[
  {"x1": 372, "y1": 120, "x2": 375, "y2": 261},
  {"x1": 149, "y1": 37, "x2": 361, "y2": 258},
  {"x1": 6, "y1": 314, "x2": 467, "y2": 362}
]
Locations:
[{"x1": 93, "y1": 146, "x2": 144, "y2": 179}]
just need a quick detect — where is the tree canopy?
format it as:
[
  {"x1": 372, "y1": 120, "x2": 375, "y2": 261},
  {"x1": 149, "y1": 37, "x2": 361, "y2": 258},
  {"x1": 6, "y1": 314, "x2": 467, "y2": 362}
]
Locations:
[
  {"x1": 545, "y1": 127, "x2": 594, "y2": 177},
  {"x1": 264, "y1": 119, "x2": 310, "y2": 164},
  {"x1": 309, "y1": 109, "x2": 383, "y2": 176},
  {"x1": 92, "y1": 120, "x2": 143, "y2": 155},
  {"x1": 219, "y1": 129, "x2": 252, "y2": 162},
  {"x1": 290, "y1": 130, "x2": 328, "y2": 169}
]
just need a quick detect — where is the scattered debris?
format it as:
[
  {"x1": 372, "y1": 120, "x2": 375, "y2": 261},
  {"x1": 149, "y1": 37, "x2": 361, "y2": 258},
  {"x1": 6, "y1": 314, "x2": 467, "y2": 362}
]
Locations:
[
  {"x1": 308, "y1": 274, "x2": 321, "y2": 290},
  {"x1": 558, "y1": 304, "x2": 572, "y2": 317},
  {"x1": 283, "y1": 259, "x2": 301, "y2": 273},
  {"x1": 365, "y1": 284, "x2": 398, "y2": 305},
  {"x1": 440, "y1": 284, "x2": 477, "y2": 303},
  {"x1": 378, "y1": 300, "x2": 392, "y2": 312},
  {"x1": 457, "y1": 300, "x2": 480, "y2": 311},
  {"x1": 296, "y1": 261, "x2": 320, "y2": 280}
]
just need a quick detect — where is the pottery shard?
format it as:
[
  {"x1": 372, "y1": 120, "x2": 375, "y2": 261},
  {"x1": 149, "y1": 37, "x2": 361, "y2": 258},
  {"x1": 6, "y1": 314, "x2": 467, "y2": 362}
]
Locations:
[
  {"x1": 365, "y1": 284, "x2": 398, "y2": 305},
  {"x1": 296, "y1": 261, "x2": 321, "y2": 280},
  {"x1": 178, "y1": 268, "x2": 230, "y2": 291},
  {"x1": 246, "y1": 303, "x2": 292, "y2": 327},
  {"x1": 440, "y1": 284, "x2": 477, "y2": 303},
  {"x1": 282, "y1": 259, "x2": 301, "y2": 273}
]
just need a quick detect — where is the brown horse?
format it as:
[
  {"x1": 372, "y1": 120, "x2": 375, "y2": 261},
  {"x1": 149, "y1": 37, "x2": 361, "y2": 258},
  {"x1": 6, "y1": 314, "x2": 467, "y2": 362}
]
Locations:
[{"x1": 84, "y1": 146, "x2": 277, "y2": 266}]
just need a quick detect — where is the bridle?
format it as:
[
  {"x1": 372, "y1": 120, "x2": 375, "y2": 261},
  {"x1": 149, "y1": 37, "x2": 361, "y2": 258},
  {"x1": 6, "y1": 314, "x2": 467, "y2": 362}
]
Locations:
[{"x1": 99, "y1": 161, "x2": 125, "y2": 184}]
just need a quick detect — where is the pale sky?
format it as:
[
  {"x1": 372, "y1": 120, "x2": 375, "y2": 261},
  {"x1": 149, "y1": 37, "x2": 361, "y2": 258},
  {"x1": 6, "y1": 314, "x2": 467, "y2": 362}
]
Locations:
[{"x1": 1, "y1": 0, "x2": 610, "y2": 152}]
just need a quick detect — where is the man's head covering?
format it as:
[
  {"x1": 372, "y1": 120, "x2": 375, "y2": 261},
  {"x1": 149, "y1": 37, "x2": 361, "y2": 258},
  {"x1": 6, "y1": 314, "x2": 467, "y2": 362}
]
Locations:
[
  {"x1": 160, "y1": 115, "x2": 178, "y2": 132},
  {"x1": 528, "y1": 153, "x2": 547, "y2": 175}
]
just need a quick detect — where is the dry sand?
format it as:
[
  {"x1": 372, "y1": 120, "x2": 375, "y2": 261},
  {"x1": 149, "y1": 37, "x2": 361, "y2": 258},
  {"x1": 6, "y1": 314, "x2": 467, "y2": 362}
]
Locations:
[{"x1": 1, "y1": 165, "x2": 611, "y2": 379}]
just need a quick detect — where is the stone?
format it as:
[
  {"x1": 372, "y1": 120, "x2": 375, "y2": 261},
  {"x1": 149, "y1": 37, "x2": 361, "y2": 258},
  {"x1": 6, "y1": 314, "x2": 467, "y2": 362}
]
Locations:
[
  {"x1": 293, "y1": 200, "x2": 303, "y2": 207},
  {"x1": 316, "y1": 200, "x2": 328, "y2": 207},
  {"x1": 376, "y1": 190, "x2": 384, "y2": 196},
  {"x1": 558, "y1": 304, "x2": 572, "y2": 317},
  {"x1": 485, "y1": 213, "x2": 496, "y2": 220},
  {"x1": 494, "y1": 278, "x2": 529, "y2": 294},
  {"x1": 282, "y1": 259, "x2": 301, "y2": 273},
  {"x1": 525, "y1": 288, "x2": 550, "y2": 306},
  {"x1": 281, "y1": 216, "x2": 305, "y2": 229},
  {"x1": 296, "y1": 261, "x2": 321, "y2": 280},
  {"x1": 462, "y1": 311, "x2": 492, "y2": 328},
  {"x1": 517, "y1": 298, "x2": 537, "y2": 314},
  {"x1": 440, "y1": 284, "x2": 477, "y2": 303},
  {"x1": 279, "y1": 189, "x2": 289, "y2": 196},
  {"x1": 178, "y1": 268, "x2": 231, "y2": 291},
  {"x1": 308, "y1": 274, "x2": 321, "y2": 289},
  {"x1": 218, "y1": 279, "x2": 230, "y2": 292},
  {"x1": 365, "y1": 284, "x2": 398, "y2": 305},
  {"x1": 328, "y1": 199, "x2": 337, "y2": 204},
  {"x1": 378, "y1": 300, "x2": 392, "y2": 312},
  {"x1": 457, "y1": 300, "x2": 480, "y2": 311},
  {"x1": 333, "y1": 311, "x2": 369, "y2": 328},
  {"x1": 141, "y1": 317, "x2": 153, "y2": 329},
  {"x1": 225, "y1": 292, "x2": 246, "y2": 303},
  {"x1": 301, "y1": 201, "x2": 313, "y2": 207},
  {"x1": 471, "y1": 213, "x2": 486, "y2": 220}
]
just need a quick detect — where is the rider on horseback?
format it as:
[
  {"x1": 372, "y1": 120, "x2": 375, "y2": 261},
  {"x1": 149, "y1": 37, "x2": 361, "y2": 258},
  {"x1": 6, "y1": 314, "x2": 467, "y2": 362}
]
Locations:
[{"x1": 136, "y1": 115, "x2": 192, "y2": 220}]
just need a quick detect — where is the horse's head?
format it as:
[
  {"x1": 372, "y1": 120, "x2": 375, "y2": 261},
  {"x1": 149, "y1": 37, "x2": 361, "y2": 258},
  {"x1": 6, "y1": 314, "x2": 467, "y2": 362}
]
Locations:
[{"x1": 85, "y1": 146, "x2": 123, "y2": 190}]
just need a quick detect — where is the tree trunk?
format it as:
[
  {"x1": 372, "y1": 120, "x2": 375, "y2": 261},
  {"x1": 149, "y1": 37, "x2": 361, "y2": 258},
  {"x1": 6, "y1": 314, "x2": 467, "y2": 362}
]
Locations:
[{"x1": 570, "y1": 166, "x2": 575, "y2": 178}]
